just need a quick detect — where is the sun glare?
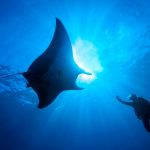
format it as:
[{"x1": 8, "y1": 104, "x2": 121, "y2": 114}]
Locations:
[{"x1": 72, "y1": 38, "x2": 103, "y2": 86}]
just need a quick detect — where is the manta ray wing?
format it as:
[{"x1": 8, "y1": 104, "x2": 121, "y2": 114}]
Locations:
[{"x1": 34, "y1": 83, "x2": 62, "y2": 108}]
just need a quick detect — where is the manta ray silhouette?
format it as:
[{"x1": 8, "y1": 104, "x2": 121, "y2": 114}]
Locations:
[{"x1": 22, "y1": 18, "x2": 90, "y2": 108}]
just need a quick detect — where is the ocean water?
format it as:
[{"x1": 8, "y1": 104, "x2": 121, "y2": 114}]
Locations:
[{"x1": 0, "y1": 0, "x2": 150, "y2": 150}]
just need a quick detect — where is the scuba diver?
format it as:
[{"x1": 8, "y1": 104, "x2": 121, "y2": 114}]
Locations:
[{"x1": 116, "y1": 94, "x2": 150, "y2": 132}]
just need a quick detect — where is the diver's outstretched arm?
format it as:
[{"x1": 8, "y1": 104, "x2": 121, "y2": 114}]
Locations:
[
  {"x1": 116, "y1": 96, "x2": 133, "y2": 106},
  {"x1": 142, "y1": 118, "x2": 150, "y2": 132}
]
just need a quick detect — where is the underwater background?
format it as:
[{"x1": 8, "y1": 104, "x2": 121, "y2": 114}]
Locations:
[{"x1": 0, "y1": 0, "x2": 150, "y2": 149}]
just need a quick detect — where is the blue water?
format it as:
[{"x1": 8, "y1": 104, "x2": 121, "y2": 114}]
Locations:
[{"x1": 0, "y1": 0, "x2": 150, "y2": 150}]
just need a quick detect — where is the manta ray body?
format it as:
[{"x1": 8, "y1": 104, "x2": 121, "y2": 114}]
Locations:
[{"x1": 23, "y1": 18, "x2": 89, "y2": 108}]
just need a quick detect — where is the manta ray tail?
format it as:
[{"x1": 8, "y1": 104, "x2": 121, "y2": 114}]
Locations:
[{"x1": 0, "y1": 72, "x2": 25, "y2": 78}]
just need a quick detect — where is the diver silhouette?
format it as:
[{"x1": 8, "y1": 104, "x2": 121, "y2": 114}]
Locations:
[{"x1": 116, "y1": 94, "x2": 150, "y2": 132}]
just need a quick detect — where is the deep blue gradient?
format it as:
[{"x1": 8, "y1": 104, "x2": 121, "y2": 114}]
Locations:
[{"x1": 0, "y1": 0, "x2": 150, "y2": 150}]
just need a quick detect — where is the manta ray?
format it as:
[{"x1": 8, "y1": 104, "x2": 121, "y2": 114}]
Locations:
[{"x1": 21, "y1": 18, "x2": 90, "y2": 108}]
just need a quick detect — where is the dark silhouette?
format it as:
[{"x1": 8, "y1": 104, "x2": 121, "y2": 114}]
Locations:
[
  {"x1": 116, "y1": 94, "x2": 150, "y2": 132},
  {"x1": 22, "y1": 18, "x2": 90, "y2": 108}
]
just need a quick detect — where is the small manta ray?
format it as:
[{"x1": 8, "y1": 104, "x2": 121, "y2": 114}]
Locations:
[{"x1": 5, "y1": 18, "x2": 90, "y2": 108}]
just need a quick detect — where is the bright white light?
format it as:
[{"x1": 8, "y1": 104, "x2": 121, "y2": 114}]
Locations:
[
  {"x1": 72, "y1": 38, "x2": 103, "y2": 86},
  {"x1": 76, "y1": 73, "x2": 97, "y2": 87}
]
